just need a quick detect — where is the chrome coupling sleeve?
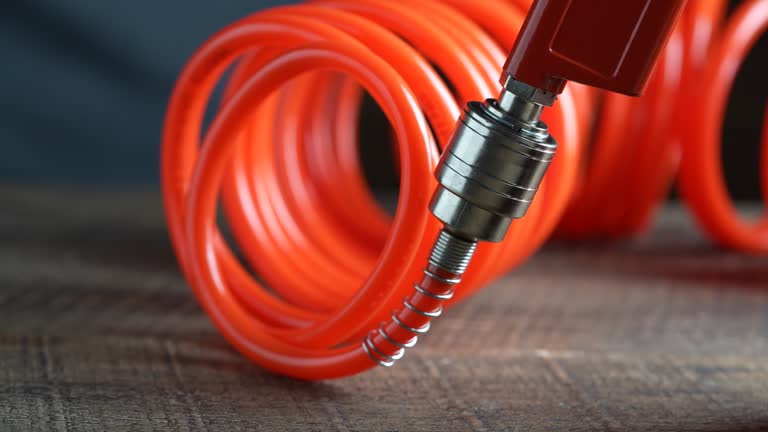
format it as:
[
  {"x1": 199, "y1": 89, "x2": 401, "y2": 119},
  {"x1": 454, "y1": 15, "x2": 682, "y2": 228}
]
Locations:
[{"x1": 430, "y1": 81, "x2": 558, "y2": 242}]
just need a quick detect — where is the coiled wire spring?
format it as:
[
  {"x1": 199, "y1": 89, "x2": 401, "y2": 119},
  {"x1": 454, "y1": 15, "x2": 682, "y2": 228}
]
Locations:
[{"x1": 363, "y1": 229, "x2": 476, "y2": 367}]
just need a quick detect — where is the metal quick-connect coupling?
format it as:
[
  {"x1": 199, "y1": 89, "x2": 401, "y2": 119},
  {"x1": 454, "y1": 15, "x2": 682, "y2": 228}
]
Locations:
[
  {"x1": 430, "y1": 80, "x2": 558, "y2": 242},
  {"x1": 363, "y1": 81, "x2": 560, "y2": 368}
]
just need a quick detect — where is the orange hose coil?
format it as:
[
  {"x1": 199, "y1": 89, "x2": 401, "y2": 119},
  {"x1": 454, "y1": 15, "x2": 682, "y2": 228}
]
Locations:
[{"x1": 161, "y1": 0, "x2": 768, "y2": 379}]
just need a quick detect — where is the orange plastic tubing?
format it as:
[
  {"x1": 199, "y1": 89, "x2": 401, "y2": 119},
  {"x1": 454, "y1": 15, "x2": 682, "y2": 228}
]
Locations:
[{"x1": 161, "y1": 0, "x2": 768, "y2": 379}]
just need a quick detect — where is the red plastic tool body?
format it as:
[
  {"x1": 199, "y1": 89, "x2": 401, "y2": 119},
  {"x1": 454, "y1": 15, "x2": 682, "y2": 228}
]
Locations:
[{"x1": 504, "y1": 0, "x2": 688, "y2": 95}]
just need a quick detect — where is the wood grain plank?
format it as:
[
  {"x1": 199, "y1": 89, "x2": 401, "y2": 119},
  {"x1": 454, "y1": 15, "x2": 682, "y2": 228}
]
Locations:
[{"x1": 1, "y1": 187, "x2": 767, "y2": 431}]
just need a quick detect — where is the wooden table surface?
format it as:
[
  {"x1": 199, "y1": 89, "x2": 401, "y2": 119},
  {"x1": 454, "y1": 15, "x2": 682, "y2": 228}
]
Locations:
[{"x1": 1, "y1": 186, "x2": 767, "y2": 431}]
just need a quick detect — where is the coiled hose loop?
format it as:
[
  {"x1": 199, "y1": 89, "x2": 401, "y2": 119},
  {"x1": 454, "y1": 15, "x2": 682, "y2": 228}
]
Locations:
[{"x1": 162, "y1": 0, "x2": 768, "y2": 379}]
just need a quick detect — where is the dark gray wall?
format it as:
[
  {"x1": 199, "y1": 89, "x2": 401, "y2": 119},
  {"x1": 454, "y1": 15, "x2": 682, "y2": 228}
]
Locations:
[{"x1": 1, "y1": 0, "x2": 289, "y2": 183}]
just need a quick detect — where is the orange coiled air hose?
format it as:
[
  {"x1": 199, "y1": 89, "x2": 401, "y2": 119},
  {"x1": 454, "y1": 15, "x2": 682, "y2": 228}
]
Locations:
[{"x1": 161, "y1": 0, "x2": 768, "y2": 379}]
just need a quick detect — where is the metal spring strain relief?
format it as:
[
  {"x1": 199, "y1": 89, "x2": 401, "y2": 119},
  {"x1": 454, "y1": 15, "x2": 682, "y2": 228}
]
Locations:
[{"x1": 363, "y1": 229, "x2": 478, "y2": 367}]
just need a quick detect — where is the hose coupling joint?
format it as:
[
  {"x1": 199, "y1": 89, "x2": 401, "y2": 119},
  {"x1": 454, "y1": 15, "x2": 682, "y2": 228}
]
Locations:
[{"x1": 430, "y1": 81, "x2": 558, "y2": 242}]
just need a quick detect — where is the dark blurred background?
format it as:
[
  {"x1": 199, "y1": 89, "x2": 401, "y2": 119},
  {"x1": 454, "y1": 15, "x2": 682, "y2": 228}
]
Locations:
[{"x1": 1, "y1": 0, "x2": 766, "y2": 199}]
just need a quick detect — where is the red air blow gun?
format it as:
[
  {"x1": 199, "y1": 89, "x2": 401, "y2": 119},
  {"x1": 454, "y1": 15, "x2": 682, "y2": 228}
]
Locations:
[{"x1": 385, "y1": 0, "x2": 688, "y2": 371}]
